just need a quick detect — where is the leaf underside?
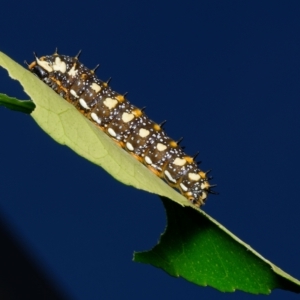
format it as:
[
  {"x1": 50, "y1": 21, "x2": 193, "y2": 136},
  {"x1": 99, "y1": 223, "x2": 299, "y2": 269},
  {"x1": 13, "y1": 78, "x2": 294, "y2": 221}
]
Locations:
[{"x1": 0, "y1": 52, "x2": 299, "y2": 295}]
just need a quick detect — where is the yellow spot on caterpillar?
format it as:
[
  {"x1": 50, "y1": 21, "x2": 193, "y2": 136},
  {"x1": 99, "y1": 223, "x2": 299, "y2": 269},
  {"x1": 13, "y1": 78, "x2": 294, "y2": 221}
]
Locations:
[
  {"x1": 199, "y1": 171, "x2": 207, "y2": 179},
  {"x1": 201, "y1": 181, "x2": 211, "y2": 190},
  {"x1": 36, "y1": 57, "x2": 53, "y2": 72},
  {"x1": 169, "y1": 141, "x2": 178, "y2": 148},
  {"x1": 153, "y1": 124, "x2": 161, "y2": 131},
  {"x1": 103, "y1": 98, "x2": 118, "y2": 109},
  {"x1": 68, "y1": 64, "x2": 78, "y2": 77},
  {"x1": 188, "y1": 173, "x2": 201, "y2": 181},
  {"x1": 184, "y1": 156, "x2": 194, "y2": 164},
  {"x1": 52, "y1": 56, "x2": 67, "y2": 73},
  {"x1": 133, "y1": 109, "x2": 143, "y2": 117},
  {"x1": 122, "y1": 112, "x2": 135, "y2": 123},
  {"x1": 139, "y1": 128, "x2": 150, "y2": 138},
  {"x1": 201, "y1": 191, "x2": 208, "y2": 200},
  {"x1": 173, "y1": 157, "x2": 186, "y2": 166},
  {"x1": 80, "y1": 73, "x2": 89, "y2": 80},
  {"x1": 90, "y1": 82, "x2": 101, "y2": 93},
  {"x1": 115, "y1": 95, "x2": 125, "y2": 102},
  {"x1": 157, "y1": 143, "x2": 167, "y2": 151}
]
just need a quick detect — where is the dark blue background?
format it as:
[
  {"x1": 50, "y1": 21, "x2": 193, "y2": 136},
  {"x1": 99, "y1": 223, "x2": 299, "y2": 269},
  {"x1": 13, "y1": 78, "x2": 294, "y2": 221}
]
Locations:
[{"x1": 1, "y1": 1, "x2": 300, "y2": 299}]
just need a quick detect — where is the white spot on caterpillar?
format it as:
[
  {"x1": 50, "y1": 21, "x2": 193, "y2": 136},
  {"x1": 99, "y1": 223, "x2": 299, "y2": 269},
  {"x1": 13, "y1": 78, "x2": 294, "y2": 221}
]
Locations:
[
  {"x1": 164, "y1": 170, "x2": 177, "y2": 183},
  {"x1": 139, "y1": 128, "x2": 150, "y2": 138},
  {"x1": 52, "y1": 57, "x2": 67, "y2": 73},
  {"x1": 90, "y1": 82, "x2": 101, "y2": 93},
  {"x1": 68, "y1": 65, "x2": 78, "y2": 77},
  {"x1": 126, "y1": 142, "x2": 134, "y2": 151},
  {"x1": 188, "y1": 173, "x2": 201, "y2": 181},
  {"x1": 103, "y1": 98, "x2": 118, "y2": 109},
  {"x1": 180, "y1": 183, "x2": 188, "y2": 192},
  {"x1": 79, "y1": 98, "x2": 90, "y2": 110},
  {"x1": 145, "y1": 156, "x2": 152, "y2": 165},
  {"x1": 36, "y1": 58, "x2": 53, "y2": 72},
  {"x1": 122, "y1": 112, "x2": 134, "y2": 123},
  {"x1": 157, "y1": 143, "x2": 167, "y2": 151},
  {"x1": 173, "y1": 158, "x2": 186, "y2": 166},
  {"x1": 70, "y1": 89, "x2": 79, "y2": 98},
  {"x1": 108, "y1": 128, "x2": 117, "y2": 137},
  {"x1": 91, "y1": 112, "x2": 101, "y2": 124}
]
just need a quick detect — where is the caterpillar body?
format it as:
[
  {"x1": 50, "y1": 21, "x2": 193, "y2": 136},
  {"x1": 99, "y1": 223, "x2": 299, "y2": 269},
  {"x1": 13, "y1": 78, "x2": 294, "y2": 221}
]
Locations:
[{"x1": 28, "y1": 51, "x2": 216, "y2": 207}]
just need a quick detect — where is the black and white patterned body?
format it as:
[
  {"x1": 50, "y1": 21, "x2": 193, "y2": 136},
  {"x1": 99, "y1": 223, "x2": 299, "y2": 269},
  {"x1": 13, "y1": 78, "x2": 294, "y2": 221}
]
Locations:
[{"x1": 28, "y1": 51, "x2": 215, "y2": 207}]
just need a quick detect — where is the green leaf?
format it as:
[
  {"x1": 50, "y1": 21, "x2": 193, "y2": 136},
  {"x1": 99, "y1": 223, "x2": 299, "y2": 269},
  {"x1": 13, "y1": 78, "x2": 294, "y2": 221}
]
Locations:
[
  {"x1": 135, "y1": 197, "x2": 300, "y2": 294},
  {"x1": 0, "y1": 93, "x2": 35, "y2": 114},
  {"x1": 0, "y1": 52, "x2": 299, "y2": 295}
]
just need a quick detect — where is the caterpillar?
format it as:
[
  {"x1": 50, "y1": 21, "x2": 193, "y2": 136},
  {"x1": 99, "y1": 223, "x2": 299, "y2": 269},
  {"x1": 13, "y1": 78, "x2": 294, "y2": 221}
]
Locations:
[{"x1": 27, "y1": 50, "x2": 216, "y2": 207}]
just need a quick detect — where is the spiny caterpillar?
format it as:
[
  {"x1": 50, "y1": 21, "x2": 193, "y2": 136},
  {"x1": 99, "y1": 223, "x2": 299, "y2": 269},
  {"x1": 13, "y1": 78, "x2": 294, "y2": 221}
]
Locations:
[{"x1": 27, "y1": 50, "x2": 217, "y2": 207}]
